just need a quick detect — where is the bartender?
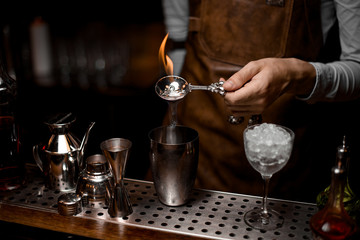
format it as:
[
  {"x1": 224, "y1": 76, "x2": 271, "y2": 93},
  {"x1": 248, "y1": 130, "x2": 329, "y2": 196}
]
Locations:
[{"x1": 161, "y1": 0, "x2": 360, "y2": 202}]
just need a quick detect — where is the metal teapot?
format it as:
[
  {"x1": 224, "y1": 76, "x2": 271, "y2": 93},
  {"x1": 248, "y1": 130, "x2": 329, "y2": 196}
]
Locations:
[{"x1": 33, "y1": 113, "x2": 95, "y2": 192}]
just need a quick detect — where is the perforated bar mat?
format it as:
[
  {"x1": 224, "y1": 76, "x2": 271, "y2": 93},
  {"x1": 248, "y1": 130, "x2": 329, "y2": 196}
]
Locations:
[{"x1": 1, "y1": 175, "x2": 316, "y2": 239}]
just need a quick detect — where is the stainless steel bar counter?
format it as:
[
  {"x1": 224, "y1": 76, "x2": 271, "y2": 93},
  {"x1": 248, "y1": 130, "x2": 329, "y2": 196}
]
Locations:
[{"x1": 0, "y1": 165, "x2": 317, "y2": 239}]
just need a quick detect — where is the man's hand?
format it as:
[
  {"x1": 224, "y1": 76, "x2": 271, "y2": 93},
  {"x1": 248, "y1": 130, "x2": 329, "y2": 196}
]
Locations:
[{"x1": 222, "y1": 58, "x2": 316, "y2": 117}]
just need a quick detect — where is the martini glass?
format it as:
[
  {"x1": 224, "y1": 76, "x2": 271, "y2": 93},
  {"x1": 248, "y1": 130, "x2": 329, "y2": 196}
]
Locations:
[{"x1": 243, "y1": 123, "x2": 295, "y2": 230}]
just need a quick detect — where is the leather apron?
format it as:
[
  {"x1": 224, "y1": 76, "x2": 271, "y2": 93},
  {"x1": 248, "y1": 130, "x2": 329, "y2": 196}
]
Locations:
[{"x1": 168, "y1": 0, "x2": 343, "y2": 202}]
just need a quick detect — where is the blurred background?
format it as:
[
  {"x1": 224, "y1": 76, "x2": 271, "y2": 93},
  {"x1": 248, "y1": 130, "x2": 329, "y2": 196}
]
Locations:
[{"x1": 1, "y1": 1, "x2": 168, "y2": 180}]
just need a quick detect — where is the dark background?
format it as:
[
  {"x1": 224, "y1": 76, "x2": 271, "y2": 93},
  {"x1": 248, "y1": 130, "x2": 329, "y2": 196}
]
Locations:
[
  {"x1": 2, "y1": 2, "x2": 360, "y2": 237},
  {"x1": 2, "y1": 0, "x2": 360, "y2": 202},
  {"x1": 1, "y1": 1, "x2": 168, "y2": 180}
]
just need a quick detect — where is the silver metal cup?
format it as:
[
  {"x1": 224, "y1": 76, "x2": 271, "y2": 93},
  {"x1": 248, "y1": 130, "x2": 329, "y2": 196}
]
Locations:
[
  {"x1": 149, "y1": 125, "x2": 199, "y2": 206},
  {"x1": 100, "y1": 138, "x2": 132, "y2": 218}
]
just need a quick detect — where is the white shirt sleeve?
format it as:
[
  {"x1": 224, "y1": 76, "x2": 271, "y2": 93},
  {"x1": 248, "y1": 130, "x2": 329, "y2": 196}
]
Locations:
[
  {"x1": 300, "y1": 0, "x2": 360, "y2": 103},
  {"x1": 162, "y1": 0, "x2": 189, "y2": 42},
  {"x1": 161, "y1": 0, "x2": 189, "y2": 75}
]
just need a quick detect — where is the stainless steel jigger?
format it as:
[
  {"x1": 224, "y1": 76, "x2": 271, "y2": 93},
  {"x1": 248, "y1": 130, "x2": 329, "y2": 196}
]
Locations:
[
  {"x1": 100, "y1": 138, "x2": 132, "y2": 218},
  {"x1": 155, "y1": 75, "x2": 262, "y2": 125}
]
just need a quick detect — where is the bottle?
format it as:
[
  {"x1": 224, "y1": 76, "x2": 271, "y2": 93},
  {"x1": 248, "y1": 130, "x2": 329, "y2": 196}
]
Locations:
[
  {"x1": 316, "y1": 136, "x2": 360, "y2": 224},
  {"x1": 0, "y1": 37, "x2": 25, "y2": 191},
  {"x1": 310, "y1": 165, "x2": 358, "y2": 239}
]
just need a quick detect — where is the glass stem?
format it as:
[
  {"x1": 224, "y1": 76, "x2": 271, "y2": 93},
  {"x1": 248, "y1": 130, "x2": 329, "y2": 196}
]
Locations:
[{"x1": 262, "y1": 175, "x2": 271, "y2": 217}]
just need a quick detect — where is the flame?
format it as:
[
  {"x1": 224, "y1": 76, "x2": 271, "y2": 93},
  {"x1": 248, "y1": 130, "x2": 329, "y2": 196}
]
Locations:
[{"x1": 159, "y1": 33, "x2": 173, "y2": 75}]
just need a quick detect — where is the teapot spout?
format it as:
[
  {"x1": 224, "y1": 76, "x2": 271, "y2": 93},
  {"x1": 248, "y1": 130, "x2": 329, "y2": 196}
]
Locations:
[{"x1": 79, "y1": 122, "x2": 96, "y2": 170}]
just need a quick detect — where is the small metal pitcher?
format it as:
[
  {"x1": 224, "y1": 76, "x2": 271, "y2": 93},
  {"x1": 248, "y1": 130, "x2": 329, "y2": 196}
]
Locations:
[{"x1": 33, "y1": 113, "x2": 95, "y2": 192}]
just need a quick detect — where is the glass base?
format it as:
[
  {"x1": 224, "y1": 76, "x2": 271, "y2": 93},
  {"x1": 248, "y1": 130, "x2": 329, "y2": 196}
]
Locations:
[{"x1": 244, "y1": 208, "x2": 284, "y2": 231}]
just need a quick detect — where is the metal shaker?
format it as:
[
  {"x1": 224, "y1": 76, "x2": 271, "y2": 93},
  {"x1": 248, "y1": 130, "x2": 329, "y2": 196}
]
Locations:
[
  {"x1": 149, "y1": 125, "x2": 199, "y2": 206},
  {"x1": 76, "y1": 154, "x2": 113, "y2": 208}
]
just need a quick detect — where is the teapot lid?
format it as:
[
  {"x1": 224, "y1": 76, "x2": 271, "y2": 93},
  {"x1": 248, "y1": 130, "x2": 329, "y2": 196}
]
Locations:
[{"x1": 45, "y1": 112, "x2": 76, "y2": 127}]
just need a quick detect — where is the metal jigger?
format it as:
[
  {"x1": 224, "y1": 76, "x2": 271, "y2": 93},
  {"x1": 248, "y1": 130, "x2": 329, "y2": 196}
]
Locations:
[{"x1": 100, "y1": 138, "x2": 132, "y2": 218}]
